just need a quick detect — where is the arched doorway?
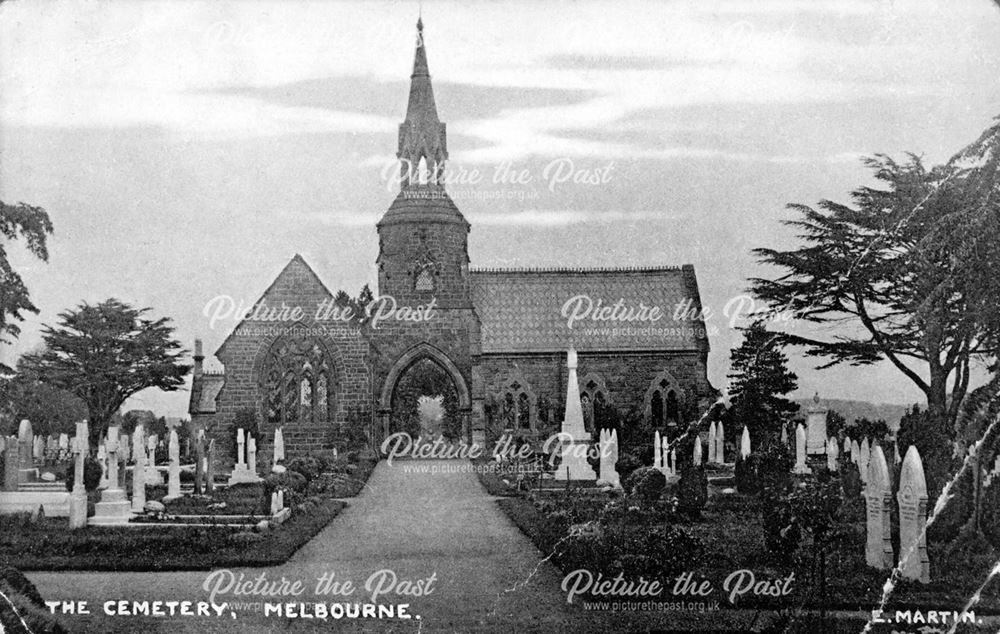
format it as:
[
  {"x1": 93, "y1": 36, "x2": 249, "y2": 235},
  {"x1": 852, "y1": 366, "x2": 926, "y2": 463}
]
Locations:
[{"x1": 377, "y1": 343, "x2": 472, "y2": 446}]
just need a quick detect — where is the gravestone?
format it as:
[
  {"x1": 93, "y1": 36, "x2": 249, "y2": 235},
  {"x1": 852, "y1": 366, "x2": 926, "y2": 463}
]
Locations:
[
  {"x1": 89, "y1": 426, "x2": 132, "y2": 526},
  {"x1": 17, "y1": 419, "x2": 36, "y2": 484},
  {"x1": 780, "y1": 422, "x2": 788, "y2": 446},
  {"x1": 897, "y1": 445, "x2": 930, "y2": 583},
  {"x1": 707, "y1": 422, "x2": 717, "y2": 464},
  {"x1": 851, "y1": 439, "x2": 860, "y2": 465},
  {"x1": 248, "y1": 436, "x2": 258, "y2": 476},
  {"x1": 97, "y1": 441, "x2": 109, "y2": 489},
  {"x1": 653, "y1": 431, "x2": 663, "y2": 471},
  {"x1": 145, "y1": 434, "x2": 163, "y2": 485},
  {"x1": 805, "y1": 393, "x2": 828, "y2": 455},
  {"x1": 792, "y1": 424, "x2": 811, "y2": 474},
  {"x1": 894, "y1": 441, "x2": 902, "y2": 466},
  {"x1": 716, "y1": 421, "x2": 725, "y2": 463},
  {"x1": 132, "y1": 425, "x2": 146, "y2": 513},
  {"x1": 59, "y1": 433, "x2": 69, "y2": 453},
  {"x1": 865, "y1": 445, "x2": 893, "y2": 569},
  {"x1": 553, "y1": 348, "x2": 597, "y2": 481},
  {"x1": 843, "y1": 436, "x2": 851, "y2": 455},
  {"x1": 740, "y1": 426, "x2": 751, "y2": 459},
  {"x1": 273, "y1": 427, "x2": 285, "y2": 469},
  {"x1": 827, "y1": 438, "x2": 839, "y2": 471},
  {"x1": 228, "y1": 428, "x2": 261, "y2": 484},
  {"x1": 69, "y1": 421, "x2": 89, "y2": 529},
  {"x1": 166, "y1": 429, "x2": 181, "y2": 500},
  {"x1": 596, "y1": 429, "x2": 621, "y2": 489},
  {"x1": 692, "y1": 433, "x2": 702, "y2": 467},
  {"x1": 859, "y1": 438, "x2": 871, "y2": 485}
]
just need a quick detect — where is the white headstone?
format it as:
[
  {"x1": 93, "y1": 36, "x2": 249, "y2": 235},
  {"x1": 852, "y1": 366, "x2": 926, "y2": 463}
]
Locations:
[
  {"x1": 897, "y1": 446, "x2": 930, "y2": 583},
  {"x1": 740, "y1": 426, "x2": 751, "y2": 459},
  {"x1": 248, "y1": 436, "x2": 258, "y2": 475},
  {"x1": 597, "y1": 429, "x2": 621, "y2": 489},
  {"x1": 58, "y1": 433, "x2": 69, "y2": 451},
  {"x1": 273, "y1": 427, "x2": 285, "y2": 467},
  {"x1": 166, "y1": 429, "x2": 181, "y2": 499},
  {"x1": 90, "y1": 426, "x2": 132, "y2": 526},
  {"x1": 669, "y1": 446, "x2": 676, "y2": 477},
  {"x1": 97, "y1": 441, "x2": 109, "y2": 489},
  {"x1": 235, "y1": 428, "x2": 246, "y2": 468},
  {"x1": 805, "y1": 393, "x2": 828, "y2": 454},
  {"x1": 851, "y1": 439, "x2": 860, "y2": 464},
  {"x1": 69, "y1": 421, "x2": 89, "y2": 529},
  {"x1": 692, "y1": 433, "x2": 702, "y2": 467},
  {"x1": 707, "y1": 422, "x2": 717, "y2": 464},
  {"x1": 859, "y1": 438, "x2": 871, "y2": 485},
  {"x1": 865, "y1": 445, "x2": 893, "y2": 569},
  {"x1": 716, "y1": 421, "x2": 725, "y2": 463},
  {"x1": 827, "y1": 437, "x2": 839, "y2": 471},
  {"x1": 653, "y1": 430, "x2": 663, "y2": 470},
  {"x1": 793, "y1": 424, "x2": 811, "y2": 474},
  {"x1": 843, "y1": 436, "x2": 851, "y2": 455}
]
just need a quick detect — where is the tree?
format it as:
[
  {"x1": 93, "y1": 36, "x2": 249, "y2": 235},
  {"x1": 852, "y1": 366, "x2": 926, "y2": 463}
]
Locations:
[
  {"x1": 751, "y1": 118, "x2": 1000, "y2": 438},
  {"x1": 825, "y1": 409, "x2": 847, "y2": 439},
  {"x1": 726, "y1": 320, "x2": 800, "y2": 447},
  {"x1": 0, "y1": 359, "x2": 87, "y2": 436},
  {"x1": 0, "y1": 201, "x2": 54, "y2": 370},
  {"x1": 18, "y1": 299, "x2": 189, "y2": 445}
]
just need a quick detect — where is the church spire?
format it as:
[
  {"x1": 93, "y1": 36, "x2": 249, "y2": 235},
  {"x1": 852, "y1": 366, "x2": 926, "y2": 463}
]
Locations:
[{"x1": 398, "y1": 17, "x2": 447, "y2": 189}]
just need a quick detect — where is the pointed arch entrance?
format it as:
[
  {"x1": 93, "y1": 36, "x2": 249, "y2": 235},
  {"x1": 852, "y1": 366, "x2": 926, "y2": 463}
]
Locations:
[{"x1": 377, "y1": 343, "x2": 472, "y2": 445}]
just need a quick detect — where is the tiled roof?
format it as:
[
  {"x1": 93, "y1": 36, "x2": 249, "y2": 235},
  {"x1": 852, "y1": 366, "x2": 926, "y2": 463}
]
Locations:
[
  {"x1": 190, "y1": 373, "x2": 225, "y2": 415},
  {"x1": 471, "y1": 266, "x2": 709, "y2": 354}
]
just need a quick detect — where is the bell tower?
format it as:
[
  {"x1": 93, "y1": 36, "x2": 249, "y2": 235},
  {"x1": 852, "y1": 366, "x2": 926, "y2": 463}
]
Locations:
[{"x1": 376, "y1": 18, "x2": 472, "y2": 308}]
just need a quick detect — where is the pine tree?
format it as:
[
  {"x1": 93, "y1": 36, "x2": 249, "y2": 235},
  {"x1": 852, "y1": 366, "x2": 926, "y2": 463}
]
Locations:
[{"x1": 727, "y1": 321, "x2": 799, "y2": 447}]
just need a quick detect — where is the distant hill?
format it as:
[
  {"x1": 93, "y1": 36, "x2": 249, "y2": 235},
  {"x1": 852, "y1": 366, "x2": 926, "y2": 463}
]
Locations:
[{"x1": 794, "y1": 398, "x2": 914, "y2": 432}]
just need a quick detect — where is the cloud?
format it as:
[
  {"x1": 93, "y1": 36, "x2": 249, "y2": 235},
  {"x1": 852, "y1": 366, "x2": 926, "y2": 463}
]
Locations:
[{"x1": 470, "y1": 209, "x2": 678, "y2": 226}]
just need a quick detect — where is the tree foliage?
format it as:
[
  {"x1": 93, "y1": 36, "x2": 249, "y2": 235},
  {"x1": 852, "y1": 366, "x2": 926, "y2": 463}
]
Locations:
[
  {"x1": 726, "y1": 320, "x2": 799, "y2": 447},
  {"x1": 18, "y1": 298, "x2": 189, "y2": 444},
  {"x1": 0, "y1": 201, "x2": 54, "y2": 363},
  {"x1": 751, "y1": 118, "x2": 1000, "y2": 436},
  {"x1": 0, "y1": 359, "x2": 87, "y2": 436}
]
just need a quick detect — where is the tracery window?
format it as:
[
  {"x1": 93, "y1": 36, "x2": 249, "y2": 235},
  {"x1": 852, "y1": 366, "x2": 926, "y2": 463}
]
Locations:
[
  {"x1": 645, "y1": 370, "x2": 682, "y2": 429},
  {"x1": 580, "y1": 373, "x2": 609, "y2": 433},
  {"x1": 263, "y1": 337, "x2": 335, "y2": 425}
]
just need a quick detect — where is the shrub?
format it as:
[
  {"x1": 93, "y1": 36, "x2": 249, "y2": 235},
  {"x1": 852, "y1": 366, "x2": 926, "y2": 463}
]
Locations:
[
  {"x1": 734, "y1": 456, "x2": 756, "y2": 495},
  {"x1": 626, "y1": 466, "x2": 666, "y2": 501},
  {"x1": 264, "y1": 471, "x2": 308, "y2": 509},
  {"x1": 840, "y1": 461, "x2": 862, "y2": 499},
  {"x1": 615, "y1": 452, "x2": 643, "y2": 482},
  {"x1": 0, "y1": 566, "x2": 67, "y2": 634},
  {"x1": 286, "y1": 456, "x2": 326, "y2": 483},
  {"x1": 63, "y1": 456, "x2": 102, "y2": 492},
  {"x1": 677, "y1": 465, "x2": 708, "y2": 517}
]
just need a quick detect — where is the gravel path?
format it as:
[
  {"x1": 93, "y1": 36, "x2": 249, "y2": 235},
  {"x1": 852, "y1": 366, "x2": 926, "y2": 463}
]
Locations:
[{"x1": 28, "y1": 460, "x2": 756, "y2": 633}]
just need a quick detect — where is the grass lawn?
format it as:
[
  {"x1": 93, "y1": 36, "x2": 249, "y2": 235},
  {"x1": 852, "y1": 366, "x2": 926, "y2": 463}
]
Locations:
[{"x1": 0, "y1": 498, "x2": 347, "y2": 571}]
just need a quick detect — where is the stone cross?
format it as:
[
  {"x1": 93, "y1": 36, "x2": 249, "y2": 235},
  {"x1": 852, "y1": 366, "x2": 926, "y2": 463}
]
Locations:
[
  {"x1": 105, "y1": 427, "x2": 122, "y2": 490},
  {"x1": 248, "y1": 436, "x2": 258, "y2": 476},
  {"x1": 740, "y1": 426, "x2": 751, "y2": 459},
  {"x1": 97, "y1": 441, "x2": 109, "y2": 489},
  {"x1": 707, "y1": 422, "x2": 717, "y2": 464},
  {"x1": 827, "y1": 437, "x2": 839, "y2": 471},
  {"x1": 166, "y1": 429, "x2": 181, "y2": 499},
  {"x1": 865, "y1": 445, "x2": 894, "y2": 569},
  {"x1": 792, "y1": 424, "x2": 811, "y2": 474},
  {"x1": 69, "y1": 421, "x2": 89, "y2": 529},
  {"x1": 132, "y1": 425, "x2": 146, "y2": 513},
  {"x1": 692, "y1": 432, "x2": 702, "y2": 466},
  {"x1": 897, "y1": 445, "x2": 930, "y2": 583},
  {"x1": 859, "y1": 438, "x2": 871, "y2": 485},
  {"x1": 236, "y1": 428, "x2": 247, "y2": 468},
  {"x1": 715, "y1": 421, "x2": 725, "y2": 463},
  {"x1": 653, "y1": 431, "x2": 663, "y2": 470}
]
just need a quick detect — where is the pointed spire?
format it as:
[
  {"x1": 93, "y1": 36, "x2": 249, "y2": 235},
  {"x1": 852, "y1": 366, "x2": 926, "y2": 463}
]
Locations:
[{"x1": 398, "y1": 17, "x2": 447, "y2": 189}]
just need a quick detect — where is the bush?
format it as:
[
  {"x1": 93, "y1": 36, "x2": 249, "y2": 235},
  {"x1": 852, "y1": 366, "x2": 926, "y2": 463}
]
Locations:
[
  {"x1": 615, "y1": 452, "x2": 643, "y2": 482},
  {"x1": 0, "y1": 566, "x2": 67, "y2": 633},
  {"x1": 63, "y1": 457, "x2": 102, "y2": 492},
  {"x1": 264, "y1": 471, "x2": 308, "y2": 509},
  {"x1": 677, "y1": 465, "x2": 708, "y2": 517},
  {"x1": 840, "y1": 461, "x2": 862, "y2": 500},
  {"x1": 286, "y1": 455, "x2": 326, "y2": 483},
  {"x1": 626, "y1": 466, "x2": 666, "y2": 501},
  {"x1": 734, "y1": 456, "x2": 756, "y2": 495}
]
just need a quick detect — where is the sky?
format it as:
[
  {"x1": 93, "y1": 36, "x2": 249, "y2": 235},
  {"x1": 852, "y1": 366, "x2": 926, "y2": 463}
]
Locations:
[{"x1": 1, "y1": 0, "x2": 999, "y2": 418}]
